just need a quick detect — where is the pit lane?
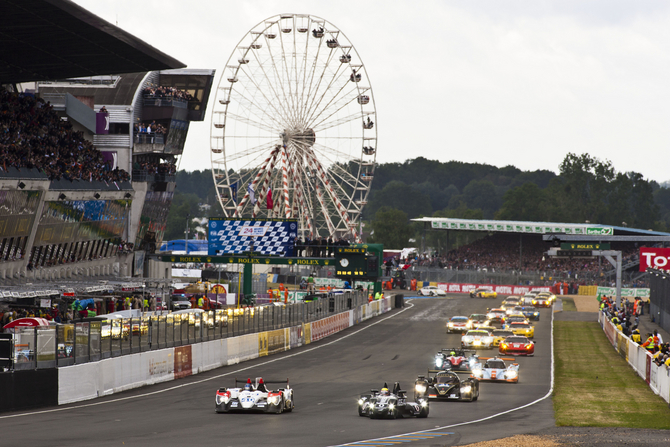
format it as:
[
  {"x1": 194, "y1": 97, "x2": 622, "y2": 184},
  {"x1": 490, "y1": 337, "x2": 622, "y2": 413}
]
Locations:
[{"x1": 0, "y1": 294, "x2": 554, "y2": 446}]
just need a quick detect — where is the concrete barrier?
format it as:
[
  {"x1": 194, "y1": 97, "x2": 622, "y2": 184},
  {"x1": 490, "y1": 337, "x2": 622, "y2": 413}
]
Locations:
[{"x1": 598, "y1": 311, "x2": 670, "y2": 404}]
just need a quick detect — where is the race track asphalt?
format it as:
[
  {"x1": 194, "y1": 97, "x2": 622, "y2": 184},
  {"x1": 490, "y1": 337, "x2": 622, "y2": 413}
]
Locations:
[{"x1": 0, "y1": 294, "x2": 555, "y2": 447}]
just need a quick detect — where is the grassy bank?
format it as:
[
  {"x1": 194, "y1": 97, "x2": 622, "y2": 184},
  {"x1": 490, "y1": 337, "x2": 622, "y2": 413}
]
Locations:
[
  {"x1": 553, "y1": 321, "x2": 670, "y2": 428},
  {"x1": 560, "y1": 297, "x2": 577, "y2": 312}
]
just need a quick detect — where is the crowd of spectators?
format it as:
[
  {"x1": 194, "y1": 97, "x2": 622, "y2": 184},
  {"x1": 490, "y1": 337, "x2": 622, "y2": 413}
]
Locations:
[
  {"x1": 0, "y1": 88, "x2": 130, "y2": 182},
  {"x1": 134, "y1": 121, "x2": 167, "y2": 135},
  {"x1": 294, "y1": 236, "x2": 351, "y2": 257},
  {"x1": 133, "y1": 156, "x2": 177, "y2": 175},
  {"x1": 401, "y1": 233, "x2": 646, "y2": 285},
  {"x1": 142, "y1": 85, "x2": 193, "y2": 102},
  {"x1": 600, "y1": 296, "x2": 670, "y2": 368}
]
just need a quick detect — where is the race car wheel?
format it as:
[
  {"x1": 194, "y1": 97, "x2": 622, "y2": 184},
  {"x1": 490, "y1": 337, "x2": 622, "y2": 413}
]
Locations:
[
  {"x1": 358, "y1": 406, "x2": 366, "y2": 417},
  {"x1": 473, "y1": 395, "x2": 478, "y2": 401},
  {"x1": 418, "y1": 406, "x2": 429, "y2": 418},
  {"x1": 275, "y1": 400, "x2": 285, "y2": 414},
  {"x1": 286, "y1": 394, "x2": 294, "y2": 412}
]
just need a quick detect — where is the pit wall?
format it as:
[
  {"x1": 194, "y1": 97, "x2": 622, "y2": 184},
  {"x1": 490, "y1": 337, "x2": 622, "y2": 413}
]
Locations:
[
  {"x1": 598, "y1": 311, "x2": 670, "y2": 404},
  {"x1": 58, "y1": 297, "x2": 392, "y2": 405},
  {"x1": 433, "y1": 283, "x2": 551, "y2": 295}
]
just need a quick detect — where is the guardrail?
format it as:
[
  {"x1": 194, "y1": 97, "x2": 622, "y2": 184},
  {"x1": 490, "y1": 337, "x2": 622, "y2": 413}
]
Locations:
[
  {"x1": 5, "y1": 292, "x2": 367, "y2": 371},
  {"x1": 598, "y1": 311, "x2": 670, "y2": 404}
]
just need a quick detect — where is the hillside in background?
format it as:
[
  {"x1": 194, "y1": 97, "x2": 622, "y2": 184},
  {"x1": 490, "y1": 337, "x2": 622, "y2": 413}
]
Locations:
[{"x1": 166, "y1": 154, "x2": 670, "y2": 247}]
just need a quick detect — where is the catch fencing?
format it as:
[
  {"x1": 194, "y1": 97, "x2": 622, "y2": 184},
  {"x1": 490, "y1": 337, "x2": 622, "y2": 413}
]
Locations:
[
  {"x1": 8, "y1": 291, "x2": 367, "y2": 371},
  {"x1": 598, "y1": 311, "x2": 670, "y2": 404}
]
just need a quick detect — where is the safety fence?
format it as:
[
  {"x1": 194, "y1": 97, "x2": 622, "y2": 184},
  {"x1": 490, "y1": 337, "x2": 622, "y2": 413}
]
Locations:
[
  {"x1": 56, "y1": 296, "x2": 393, "y2": 405},
  {"x1": 7, "y1": 291, "x2": 368, "y2": 372},
  {"x1": 598, "y1": 311, "x2": 670, "y2": 404}
]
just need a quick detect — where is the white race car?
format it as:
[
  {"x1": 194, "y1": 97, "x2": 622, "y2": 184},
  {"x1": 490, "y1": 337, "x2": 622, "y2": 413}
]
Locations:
[
  {"x1": 471, "y1": 357, "x2": 519, "y2": 383},
  {"x1": 419, "y1": 286, "x2": 446, "y2": 297},
  {"x1": 215, "y1": 377, "x2": 294, "y2": 413},
  {"x1": 461, "y1": 329, "x2": 494, "y2": 349}
]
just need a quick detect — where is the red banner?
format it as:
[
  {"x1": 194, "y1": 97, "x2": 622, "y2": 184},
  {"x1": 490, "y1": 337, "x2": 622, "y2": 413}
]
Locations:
[
  {"x1": 639, "y1": 247, "x2": 670, "y2": 271},
  {"x1": 436, "y1": 283, "x2": 551, "y2": 295}
]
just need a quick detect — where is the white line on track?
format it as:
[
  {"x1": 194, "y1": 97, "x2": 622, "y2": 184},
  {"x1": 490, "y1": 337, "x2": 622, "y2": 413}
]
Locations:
[
  {"x1": 331, "y1": 300, "x2": 556, "y2": 447},
  {"x1": 0, "y1": 302, "x2": 415, "y2": 420}
]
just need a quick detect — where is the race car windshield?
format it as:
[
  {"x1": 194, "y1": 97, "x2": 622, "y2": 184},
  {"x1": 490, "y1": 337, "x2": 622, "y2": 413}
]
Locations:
[
  {"x1": 436, "y1": 375, "x2": 458, "y2": 384},
  {"x1": 506, "y1": 337, "x2": 529, "y2": 343},
  {"x1": 470, "y1": 314, "x2": 486, "y2": 320},
  {"x1": 452, "y1": 317, "x2": 468, "y2": 322},
  {"x1": 486, "y1": 360, "x2": 505, "y2": 368},
  {"x1": 512, "y1": 324, "x2": 530, "y2": 328}
]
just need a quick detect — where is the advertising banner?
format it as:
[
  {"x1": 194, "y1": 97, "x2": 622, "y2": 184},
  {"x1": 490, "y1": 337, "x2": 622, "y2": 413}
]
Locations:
[
  {"x1": 95, "y1": 112, "x2": 109, "y2": 134},
  {"x1": 639, "y1": 247, "x2": 670, "y2": 271},
  {"x1": 596, "y1": 286, "x2": 650, "y2": 298},
  {"x1": 436, "y1": 283, "x2": 551, "y2": 295}
]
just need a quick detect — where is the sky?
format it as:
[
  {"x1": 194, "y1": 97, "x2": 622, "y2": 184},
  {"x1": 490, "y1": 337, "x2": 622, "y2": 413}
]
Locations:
[{"x1": 72, "y1": 0, "x2": 670, "y2": 183}]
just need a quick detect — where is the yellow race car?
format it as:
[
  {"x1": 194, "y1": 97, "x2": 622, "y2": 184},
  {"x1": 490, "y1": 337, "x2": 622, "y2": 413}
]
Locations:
[
  {"x1": 470, "y1": 288, "x2": 498, "y2": 299},
  {"x1": 509, "y1": 322, "x2": 534, "y2": 339},
  {"x1": 491, "y1": 329, "x2": 515, "y2": 347},
  {"x1": 537, "y1": 292, "x2": 556, "y2": 305},
  {"x1": 500, "y1": 296, "x2": 521, "y2": 309}
]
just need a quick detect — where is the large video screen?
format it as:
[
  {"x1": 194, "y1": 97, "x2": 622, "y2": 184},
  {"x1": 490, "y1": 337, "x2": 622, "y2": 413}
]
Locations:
[{"x1": 208, "y1": 218, "x2": 297, "y2": 256}]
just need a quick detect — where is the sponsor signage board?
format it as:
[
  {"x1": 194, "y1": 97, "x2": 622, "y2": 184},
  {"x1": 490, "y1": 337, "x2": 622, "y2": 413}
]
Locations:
[
  {"x1": 639, "y1": 247, "x2": 670, "y2": 271},
  {"x1": 161, "y1": 254, "x2": 332, "y2": 266},
  {"x1": 560, "y1": 243, "x2": 610, "y2": 250}
]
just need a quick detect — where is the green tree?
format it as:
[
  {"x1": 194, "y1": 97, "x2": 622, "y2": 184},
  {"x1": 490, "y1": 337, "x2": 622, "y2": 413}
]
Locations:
[
  {"x1": 496, "y1": 182, "x2": 547, "y2": 221},
  {"x1": 368, "y1": 207, "x2": 414, "y2": 249},
  {"x1": 365, "y1": 180, "x2": 432, "y2": 219},
  {"x1": 164, "y1": 192, "x2": 203, "y2": 240}
]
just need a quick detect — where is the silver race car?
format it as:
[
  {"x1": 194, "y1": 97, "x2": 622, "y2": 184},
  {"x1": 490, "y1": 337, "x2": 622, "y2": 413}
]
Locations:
[
  {"x1": 215, "y1": 377, "x2": 294, "y2": 413},
  {"x1": 470, "y1": 356, "x2": 519, "y2": 383},
  {"x1": 358, "y1": 382, "x2": 429, "y2": 419}
]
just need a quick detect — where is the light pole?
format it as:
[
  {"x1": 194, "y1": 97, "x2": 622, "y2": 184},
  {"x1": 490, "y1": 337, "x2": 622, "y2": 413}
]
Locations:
[{"x1": 185, "y1": 213, "x2": 190, "y2": 255}]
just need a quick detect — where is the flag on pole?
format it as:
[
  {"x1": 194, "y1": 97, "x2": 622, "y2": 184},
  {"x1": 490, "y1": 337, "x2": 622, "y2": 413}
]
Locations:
[
  {"x1": 230, "y1": 182, "x2": 238, "y2": 203},
  {"x1": 247, "y1": 183, "x2": 256, "y2": 205},
  {"x1": 266, "y1": 187, "x2": 273, "y2": 210}
]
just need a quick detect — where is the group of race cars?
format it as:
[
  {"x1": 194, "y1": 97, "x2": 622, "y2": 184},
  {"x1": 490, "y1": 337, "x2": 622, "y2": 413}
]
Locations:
[{"x1": 213, "y1": 290, "x2": 553, "y2": 419}]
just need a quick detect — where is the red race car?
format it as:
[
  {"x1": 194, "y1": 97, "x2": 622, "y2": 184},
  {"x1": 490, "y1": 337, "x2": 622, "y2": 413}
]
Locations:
[{"x1": 499, "y1": 336, "x2": 535, "y2": 356}]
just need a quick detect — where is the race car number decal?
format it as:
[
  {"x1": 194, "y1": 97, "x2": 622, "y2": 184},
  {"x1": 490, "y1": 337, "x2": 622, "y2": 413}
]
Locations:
[{"x1": 231, "y1": 402, "x2": 238, "y2": 407}]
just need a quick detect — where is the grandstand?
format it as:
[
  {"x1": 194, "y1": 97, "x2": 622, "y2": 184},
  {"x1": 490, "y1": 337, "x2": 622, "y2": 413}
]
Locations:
[
  {"x1": 0, "y1": 1, "x2": 214, "y2": 300},
  {"x1": 409, "y1": 217, "x2": 670, "y2": 287}
]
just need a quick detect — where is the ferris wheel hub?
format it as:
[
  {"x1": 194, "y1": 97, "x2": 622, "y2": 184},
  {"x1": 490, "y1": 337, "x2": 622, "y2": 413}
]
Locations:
[{"x1": 281, "y1": 128, "x2": 316, "y2": 148}]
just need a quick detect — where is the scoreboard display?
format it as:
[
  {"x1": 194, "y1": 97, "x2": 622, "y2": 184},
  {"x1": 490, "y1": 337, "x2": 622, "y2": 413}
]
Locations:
[
  {"x1": 334, "y1": 245, "x2": 380, "y2": 278},
  {"x1": 208, "y1": 218, "x2": 297, "y2": 256}
]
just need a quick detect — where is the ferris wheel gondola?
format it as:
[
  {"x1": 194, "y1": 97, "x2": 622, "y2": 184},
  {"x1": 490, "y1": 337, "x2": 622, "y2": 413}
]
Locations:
[{"x1": 210, "y1": 14, "x2": 377, "y2": 241}]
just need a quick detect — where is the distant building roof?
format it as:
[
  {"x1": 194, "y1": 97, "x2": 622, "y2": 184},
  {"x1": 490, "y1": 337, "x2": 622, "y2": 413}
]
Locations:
[
  {"x1": 411, "y1": 217, "x2": 670, "y2": 237},
  {"x1": 0, "y1": 0, "x2": 184, "y2": 84}
]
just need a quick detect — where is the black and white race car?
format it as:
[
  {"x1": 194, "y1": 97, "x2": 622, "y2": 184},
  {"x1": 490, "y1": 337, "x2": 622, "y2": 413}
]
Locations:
[
  {"x1": 215, "y1": 377, "x2": 294, "y2": 413},
  {"x1": 358, "y1": 382, "x2": 429, "y2": 419},
  {"x1": 414, "y1": 370, "x2": 479, "y2": 402}
]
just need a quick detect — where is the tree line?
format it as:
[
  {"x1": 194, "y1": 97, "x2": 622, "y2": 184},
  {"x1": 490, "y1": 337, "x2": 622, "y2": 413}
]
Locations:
[{"x1": 164, "y1": 153, "x2": 670, "y2": 250}]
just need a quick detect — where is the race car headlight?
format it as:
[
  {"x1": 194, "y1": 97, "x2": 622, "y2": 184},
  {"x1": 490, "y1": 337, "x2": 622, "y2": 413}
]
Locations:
[
  {"x1": 532, "y1": 300, "x2": 537, "y2": 305},
  {"x1": 267, "y1": 395, "x2": 281, "y2": 405},
  {"x1": 469, "y1": 358, "x2": 477, "y2": 366},
  {"x1": 420, "y1": 400, "x2": 428, "y2": 407},
  {"x1": 435, "y1": 358, "x2": 443, "y2": 367},
  {"x1": 463, "y1": 336, "x2": 473, "y2": 342},
  {"x1": 447, "y1": 323, "x2": 454, "y2": 327},
  {"x1": 501, "y1": 343, "x2": 507, "y2": 349},
  {"x1": 466, "y1": 322, "x2": 473, "y2": 328},
  {"x1": 526, "y1": 344, "x2": 533, "y2": 349},
  {"x1": 505, "y1": 371, "x2": 518, "y2": 378},
  {"x1": 358, "y1": 399, "x2": 365, "y2": 405},
  {"x1": 472, "y1": 370, "x2": 483, "y2": 377},
  {"x1": 461, "y1": 385, "x2": 472, "y2": 393},
  {"x1": 415, "y1": 384, "x2": 427, "y2": 393},
  {"x1": 388, "y1": 403, "x2": 395, "y2": 410}
]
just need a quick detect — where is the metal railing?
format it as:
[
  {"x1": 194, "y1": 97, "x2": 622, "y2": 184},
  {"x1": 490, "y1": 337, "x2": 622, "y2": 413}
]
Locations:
[
  {"x1": 134, "y1": 133, "x2": 165, "y2": 145},
  {"x1": 142, "y1": 96, "x2": 188, "y2": 109},
  {"x1": 6, "y1": 291, "x2": 366, "y2": 371}
]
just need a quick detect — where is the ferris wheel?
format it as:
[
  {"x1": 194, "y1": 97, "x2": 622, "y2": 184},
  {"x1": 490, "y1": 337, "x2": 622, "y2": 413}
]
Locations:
[{"x1": 210, "y1": 13, "x2": 377, "y2": 241}]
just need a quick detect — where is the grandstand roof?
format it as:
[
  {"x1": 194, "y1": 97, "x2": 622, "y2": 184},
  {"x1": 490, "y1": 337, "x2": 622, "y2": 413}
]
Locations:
[
  {"x1": 412, "y1": 217, "x2": 670, "y2": 237},
  {"x1": 0, "y1": 0, "x2": 185, "y2": 85}
]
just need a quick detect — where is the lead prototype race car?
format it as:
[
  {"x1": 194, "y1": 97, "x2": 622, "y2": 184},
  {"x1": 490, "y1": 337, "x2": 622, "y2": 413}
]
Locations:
[
  {"x1": 215, "y1": 377, "x2": 294, "y2": 413},
  {"x1": 434, "y1": 348, "x2": 478, "y2": 372},
  {"x1": 358, "y1": 382, "x2": 429, "y2": 418},
  {"x1": 414, "y1": 370, "x2": 479, "y2": 402}
]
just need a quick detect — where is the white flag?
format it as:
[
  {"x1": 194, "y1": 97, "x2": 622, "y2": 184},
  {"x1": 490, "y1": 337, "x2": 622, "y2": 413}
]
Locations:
[{"x1": 247, "y1": 183, "x2": 256, "y2": 205}]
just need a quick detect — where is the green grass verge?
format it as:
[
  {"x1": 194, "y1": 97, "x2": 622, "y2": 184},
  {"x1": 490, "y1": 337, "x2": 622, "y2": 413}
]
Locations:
[
  {"x1": 553, "y1": 321, "x2": 670, "y2": 429},
  {"x1": 560, "y1": 297, "x2": 577, "y2": 312}
]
